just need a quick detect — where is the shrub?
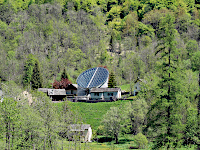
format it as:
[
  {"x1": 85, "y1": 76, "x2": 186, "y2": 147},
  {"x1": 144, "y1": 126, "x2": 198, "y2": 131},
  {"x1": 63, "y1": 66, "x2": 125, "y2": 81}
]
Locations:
[
  {"x1": 97, "y1": 125, "x2": 104, "y2": 135},
  {"x1": 134, "y1": 133, "x2": 148, "y2": 149},
  {"x1": 92, "y1": 129, "x2": 97, "y2": 141}
]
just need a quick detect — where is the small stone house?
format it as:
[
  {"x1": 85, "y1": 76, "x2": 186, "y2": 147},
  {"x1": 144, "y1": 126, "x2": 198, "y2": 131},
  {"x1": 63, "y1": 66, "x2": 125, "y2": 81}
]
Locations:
[
  {"x1": 38, "y1": 88, "x2": 49, "y2": 94},
  {"x1": 38, "y1": 88, "x2": 67, "y2": 100},
  {"x1": 90, "y1": 88, "x2": 121, "y2": 100},
  {"x1": 0, "y1": 89, "x2": 3, "y2": 102},
  {"x1": 133, "y1": 78, "x2": 146, "y2": 96},
  {"x1": 68, "y1": 124, "x2": 92, "y2": 142}
]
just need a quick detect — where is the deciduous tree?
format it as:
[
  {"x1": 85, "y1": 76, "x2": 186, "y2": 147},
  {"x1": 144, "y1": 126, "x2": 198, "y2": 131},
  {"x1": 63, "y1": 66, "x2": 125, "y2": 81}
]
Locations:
[
  {"x1": 125, "y1": 98, "x2": 148, "y2": 135},
  {"x1": 0, "y1": 96, "x2": 20, "y2": 150},
  {"x1": 102, "y1": 107, "x2": 124, "y2": 144}
]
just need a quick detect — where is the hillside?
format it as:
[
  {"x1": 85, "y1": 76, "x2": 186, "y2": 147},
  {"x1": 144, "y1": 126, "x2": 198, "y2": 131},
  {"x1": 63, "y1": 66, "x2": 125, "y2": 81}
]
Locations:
[
  {"x1": 55, "y1": 100, "x2": 131, "y2": 130},
  {"x1": 1, "y1": 0, "x2": 200, "y2": 149},
  {"x1": 0, "y1": 0, "x2": 200, "y2": 88}
]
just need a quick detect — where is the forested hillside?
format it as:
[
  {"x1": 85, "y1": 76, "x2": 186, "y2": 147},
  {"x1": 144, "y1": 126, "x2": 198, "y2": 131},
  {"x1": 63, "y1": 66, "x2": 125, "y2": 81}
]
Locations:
[
  {"x1": 0, "y1": 0, "x2": 200, "y2": 87},
  {"x1": 1, "y1": 0, "x2": 200, "y2": 149}
]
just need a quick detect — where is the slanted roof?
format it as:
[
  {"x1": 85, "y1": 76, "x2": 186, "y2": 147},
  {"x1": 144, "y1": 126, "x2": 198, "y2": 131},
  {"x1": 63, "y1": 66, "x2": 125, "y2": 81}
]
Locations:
[
  {"x1": 66, "y1": 84, "x2": 78, "y2": 90},
  {"x1": 69, "y1": 124, "x2": 91, "y2": 131},
  {"x1": 48, "y1": 89, "x2": 66, "y2": 95},
  {"x1": 134, "y1": 77, "x2": 146, "y2": 83},
  {"x1": 72, "y1": 84, "x2": 78, "y2": 89},
  {"x1": 38, "y1": 88, "x2": 49, "y2": 93},
  {"x1": 90, "y1": 88, "x2": 121, "y2": 93}
]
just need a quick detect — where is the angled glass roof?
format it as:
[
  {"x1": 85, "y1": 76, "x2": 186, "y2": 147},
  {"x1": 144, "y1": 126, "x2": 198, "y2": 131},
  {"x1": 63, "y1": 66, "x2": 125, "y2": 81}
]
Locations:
[{"x1": 76, "y1": 67, "x2": 109, "y2": 89}]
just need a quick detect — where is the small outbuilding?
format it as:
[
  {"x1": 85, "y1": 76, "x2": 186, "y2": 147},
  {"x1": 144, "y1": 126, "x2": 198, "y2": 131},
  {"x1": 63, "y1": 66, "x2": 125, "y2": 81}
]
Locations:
[
  {"x1": 133, "y1": 78, "x2": 146, "y2": 96},
  {"x1": 38, "y1": 88, "x2": 49, "y2": 94},
  {"x1": 90, "y1": 88, "x2": 121, "y2": 100},
  {"x1": 48, "y1": 89, "x2": 66, "y2": 101},
  {"x1": 68, "y1": 124, "x2": 92, "y2": 142},
  {"x1": 0, "y1": 89, "x2": 3, "y2": 98},
  {"x1": 0, "y1": 88, "x2": 3, "y2": 102}
]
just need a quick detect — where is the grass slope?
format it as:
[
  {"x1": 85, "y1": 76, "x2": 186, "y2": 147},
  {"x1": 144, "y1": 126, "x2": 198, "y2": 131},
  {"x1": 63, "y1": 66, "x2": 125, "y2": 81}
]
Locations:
[
  {"x1": 56, "y1": 134, "x2": 136, "y2": 150},
  {"x1": 55, "y1": 100, "x2": 131, "y2": 130},
  {"x1": 119, "y1": 84, "x2": 130, "y2": 92}
]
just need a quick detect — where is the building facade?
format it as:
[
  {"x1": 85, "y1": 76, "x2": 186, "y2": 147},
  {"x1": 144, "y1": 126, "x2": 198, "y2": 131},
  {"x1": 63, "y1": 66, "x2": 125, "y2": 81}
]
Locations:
[{"x1": 90, "y1": 88, "x2": 121, "y2": 100}]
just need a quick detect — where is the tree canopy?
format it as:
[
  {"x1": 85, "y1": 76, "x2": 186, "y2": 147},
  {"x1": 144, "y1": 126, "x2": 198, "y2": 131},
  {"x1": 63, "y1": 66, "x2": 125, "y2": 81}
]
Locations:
[{"x1": 1, "y1": 0, "x2": 200, "y2": 148}]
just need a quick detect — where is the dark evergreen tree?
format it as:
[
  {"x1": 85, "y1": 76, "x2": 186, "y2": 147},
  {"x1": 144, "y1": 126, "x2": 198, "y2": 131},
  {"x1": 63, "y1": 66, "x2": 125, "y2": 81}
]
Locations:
[
  {"x1": 23, "y1": 54, "x2": 36, "y2": 88},
  {"x1": 191, "y1": 51, "x2": 200, "y2": 114},
  {"x1": 31, "y1": 60, "x2": 43, "y2": 90},
  {"x1": 108, "y1": 71, "x2": 116, "y2": 88},
  {"x1": 61, "y1": 68, "x2": 68, "y2": 79},
  {"x1": 191, "y1": 51, "x2": 200, "y2": 148}
]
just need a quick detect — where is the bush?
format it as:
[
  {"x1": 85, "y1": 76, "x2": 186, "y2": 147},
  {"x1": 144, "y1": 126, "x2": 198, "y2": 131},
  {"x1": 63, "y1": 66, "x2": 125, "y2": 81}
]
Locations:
[
  {"x1": 97, "y1": 125, "x2": 104, "y2": 135},
  {"x1": 92, "y1": 129, "x2": 97, "y2": 141},
  {"x1": 134, "y1": 133, "x2": 148, "y2": 149}
]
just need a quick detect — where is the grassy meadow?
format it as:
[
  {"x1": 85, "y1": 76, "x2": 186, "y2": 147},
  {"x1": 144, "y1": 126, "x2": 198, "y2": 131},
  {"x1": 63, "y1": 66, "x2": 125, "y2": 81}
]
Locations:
[
  {"x1": 54, "y1": 100, "x2": 139, "y2": 150},
  {"x1": 54, "y1": 100, "x2": 197, "y2": 150},
  {"x1": 54, "y1": 100, "x2": 131, "y2": 130},
  {"x1": 119, "y1": 84, "x2": 130, "y2": 92},
  {"x1": 55, "y1": 134, "x2": 138, "y2": 150}
]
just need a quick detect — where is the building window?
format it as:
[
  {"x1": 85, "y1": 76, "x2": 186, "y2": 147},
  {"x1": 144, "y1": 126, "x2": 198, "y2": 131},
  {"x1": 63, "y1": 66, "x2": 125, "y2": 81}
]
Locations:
[
  {"x1": 108, "y1": 93, "x2": 113, "y2": 96},
  {"x1": 94, "y1": 93, "x2": 99, "y2": 96}
]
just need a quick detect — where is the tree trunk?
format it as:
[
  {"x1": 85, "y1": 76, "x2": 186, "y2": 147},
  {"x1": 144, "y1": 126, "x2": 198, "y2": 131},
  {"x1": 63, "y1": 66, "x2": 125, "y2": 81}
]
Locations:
[
  {"x1": 198, "y1": 71, "x2": 200, "y2": 150},
  {"x1": 114, "y1": 133, "x2": 118, "y2": 144},
  {"x1": 198, "y1": 72, "x2": 200, "y2": 115},
  {"x1": 167, "y1": 47, "x2": 171, "y2": 148}
]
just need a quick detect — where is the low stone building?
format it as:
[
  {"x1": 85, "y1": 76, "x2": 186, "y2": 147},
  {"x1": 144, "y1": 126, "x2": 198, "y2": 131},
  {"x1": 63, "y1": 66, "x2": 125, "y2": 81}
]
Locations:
[
  {"x1": 68, "y1": 124, "x2": 92, "y2": 142},
  {"x1": 90, "y1": 88, "x2": 121, "y2": 100},
  {"x1": 0, "y1": 88, "x2": 3, "y2": 102},
  {"x1": 133, "y1": 78, "x2": 146, "y2": 96},
  {"x1": 38, "y1": 88, "x2": 48, "y2": 94}
]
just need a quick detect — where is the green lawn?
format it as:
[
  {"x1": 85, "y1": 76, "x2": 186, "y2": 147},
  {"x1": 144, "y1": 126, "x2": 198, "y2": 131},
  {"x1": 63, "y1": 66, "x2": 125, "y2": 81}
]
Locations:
[
  {"x1": 119, "y1": 84, "x2": 130, "y2": 92},
  {"x1": 53, "y1": 100, "x2": 197, "y2": 150},
  {"x1": 55, "y1": 134, "x2": 137, "y2": 150},
  {"x1": 55, "y1": 100, "x2": 131, "y2": 130}
]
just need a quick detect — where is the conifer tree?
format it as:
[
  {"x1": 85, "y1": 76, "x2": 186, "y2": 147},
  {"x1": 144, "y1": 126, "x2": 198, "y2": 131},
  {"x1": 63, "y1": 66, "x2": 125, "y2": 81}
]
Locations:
[
  {"x1": 108, "y1": 71, "x2": 116, "y2": 88},
  {"x1": 191, "y1": 51, "x2": 200, "y2": 114},
  {"x1": 191, "y1": 51, "x2": 200, "y2": 148},
  {"x1": 31, "y1": 60, "x2": 43, "y2": 90},
  {"x1": 23, "y1": 54, "x2": 36, "y2": 88},
  {"x1": 61, "y1": 68, "x2": 68, "y2": 79},
  {"x1": 146, "y1": 14, "x2": 186, "y2": 148}
]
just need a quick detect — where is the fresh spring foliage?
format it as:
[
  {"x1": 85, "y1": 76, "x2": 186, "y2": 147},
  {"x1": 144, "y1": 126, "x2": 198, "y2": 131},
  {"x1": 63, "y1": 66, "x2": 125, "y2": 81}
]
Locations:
[
  {"x1": 1, "y1": 0, "x2": 200, "y2": 148},
  {"x1": 0, "y1": 82, "x2": 82, "y2": 149},
  {"x1": 23, "y1": 54, "x2": 43, "y2": 90}
]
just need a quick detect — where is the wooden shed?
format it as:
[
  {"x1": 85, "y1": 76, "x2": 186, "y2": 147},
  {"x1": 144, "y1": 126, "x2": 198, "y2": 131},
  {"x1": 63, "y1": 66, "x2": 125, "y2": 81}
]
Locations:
[{"x1": 48, "y1": 89, "x2": 66, "y2": 101}]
